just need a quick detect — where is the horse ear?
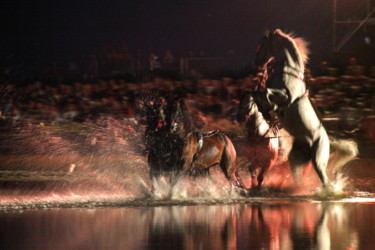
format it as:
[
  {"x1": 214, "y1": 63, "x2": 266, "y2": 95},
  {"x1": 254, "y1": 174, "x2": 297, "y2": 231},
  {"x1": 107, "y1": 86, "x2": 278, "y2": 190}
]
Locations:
[
  {"x1": 170, "y1": 90, "x2": 185, "y2": 104},
  {"x1": 274, "y1": 29, "x2": 282, "y2": 35}
]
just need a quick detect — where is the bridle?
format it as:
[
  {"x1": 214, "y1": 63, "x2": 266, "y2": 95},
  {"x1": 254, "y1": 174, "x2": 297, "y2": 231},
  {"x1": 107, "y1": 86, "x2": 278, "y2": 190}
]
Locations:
[
  {"x1": 255, "y1": 35, "x2": 276, "y2": 92},
  {"x1": 256, "y1": 34, "x2": 305, "y2": 85}
]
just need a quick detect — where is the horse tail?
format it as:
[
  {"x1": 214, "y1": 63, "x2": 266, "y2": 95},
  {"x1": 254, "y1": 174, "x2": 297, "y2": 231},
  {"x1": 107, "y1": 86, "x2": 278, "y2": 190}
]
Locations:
[
  {"x1": 221, "y1": 134, "x2": 244, "y2": 187},
  {"x1": 327, "y1": 138, "x2": 359, "y2": 179}
]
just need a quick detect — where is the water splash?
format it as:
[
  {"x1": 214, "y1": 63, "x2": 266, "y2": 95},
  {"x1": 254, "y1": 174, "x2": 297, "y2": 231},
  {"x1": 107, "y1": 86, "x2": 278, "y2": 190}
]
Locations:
[
  {"x1": 0, "y1": 118, "x2": 149, "y2": 203},
  {"x1": 331, "y1": 173, "x2": 350, "y2": 193},
  {"x1": 314, "y1": 172, "x2": 352, "y2": 199},
  {"x1": 140, "y1": 175, "x2": 242, "y2": 201},
  {"x1": 0, "y1": 116, "x2": 371, "y2": 209}
]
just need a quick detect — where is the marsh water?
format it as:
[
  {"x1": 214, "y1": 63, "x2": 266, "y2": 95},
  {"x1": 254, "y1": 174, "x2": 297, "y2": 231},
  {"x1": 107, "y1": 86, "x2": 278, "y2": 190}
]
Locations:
[
  {"x1": 0, "y1": 201, "x2": 374, "y2": 250},
  {"x1": 1, "y1": 151, "x2": 375, "y2": 250}
]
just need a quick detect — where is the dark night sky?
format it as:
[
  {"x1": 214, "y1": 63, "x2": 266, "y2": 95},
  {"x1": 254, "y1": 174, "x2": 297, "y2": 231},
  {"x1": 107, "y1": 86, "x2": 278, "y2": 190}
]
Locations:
[{"x1": 0, "y1": 0, "x2": 370, "y2": 73}]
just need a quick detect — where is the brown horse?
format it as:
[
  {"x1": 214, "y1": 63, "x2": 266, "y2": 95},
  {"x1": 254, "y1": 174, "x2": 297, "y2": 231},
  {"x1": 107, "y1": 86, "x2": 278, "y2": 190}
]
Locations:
[
  {"x1": 170, "y1": 99, "x2": 243, "y2": 187},
  {"x1": 237, "y1": 91, "x2": 280, "y2": 189}
]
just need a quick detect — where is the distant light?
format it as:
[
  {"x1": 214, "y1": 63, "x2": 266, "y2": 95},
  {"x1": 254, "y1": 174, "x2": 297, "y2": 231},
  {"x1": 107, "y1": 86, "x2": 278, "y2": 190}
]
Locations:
[{"x1": 364, "y1": 36, "x2": 371, "y2": 45}]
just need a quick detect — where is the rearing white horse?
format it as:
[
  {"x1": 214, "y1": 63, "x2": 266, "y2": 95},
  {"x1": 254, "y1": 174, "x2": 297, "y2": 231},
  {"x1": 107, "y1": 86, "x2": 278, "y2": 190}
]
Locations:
[{"x1": 254, "y1": 29, "x2": 357, "y2": 189}]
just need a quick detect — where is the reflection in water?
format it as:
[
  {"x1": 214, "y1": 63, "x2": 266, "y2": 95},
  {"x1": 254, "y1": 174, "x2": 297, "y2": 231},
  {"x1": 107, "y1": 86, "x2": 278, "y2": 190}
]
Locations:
[{"x1": 0, "y1": 202, "x2": 374, "y2": 249}]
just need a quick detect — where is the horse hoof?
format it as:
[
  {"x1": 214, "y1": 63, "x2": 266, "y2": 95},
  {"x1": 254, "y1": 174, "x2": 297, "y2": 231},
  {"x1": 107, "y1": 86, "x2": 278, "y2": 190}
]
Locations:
[
  {"x1": 240, "y1": 187, "x2": 262, "y2": 197},
  {"x1": 317, "y1": 183, "x2": 339, "y2": 197}
]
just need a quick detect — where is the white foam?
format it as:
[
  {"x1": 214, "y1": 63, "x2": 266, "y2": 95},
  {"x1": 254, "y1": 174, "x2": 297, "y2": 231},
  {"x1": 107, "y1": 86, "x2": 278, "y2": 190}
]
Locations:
[{"x1": 143, "y1": 175, "x2": 242, "y2": 201}]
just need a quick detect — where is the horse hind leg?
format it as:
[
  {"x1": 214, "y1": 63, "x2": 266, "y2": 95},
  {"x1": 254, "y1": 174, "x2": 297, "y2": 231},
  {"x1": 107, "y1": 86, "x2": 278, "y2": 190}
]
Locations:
[
  {"x1": 311, "y1": 134, "x2": 331, "y2": 188},
  {"x1": 220, "y1": 135, "x2": 244, "y2": 188},
  {"x1": 288, "y1": 141, "x2": 312, "y2": 187}
]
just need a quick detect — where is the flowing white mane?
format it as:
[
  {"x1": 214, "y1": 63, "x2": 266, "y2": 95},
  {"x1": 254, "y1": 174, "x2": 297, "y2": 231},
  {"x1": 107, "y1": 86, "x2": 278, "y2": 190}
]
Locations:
[{"x1": 274, "y1": 29, "x2": 310, "y2": 66}]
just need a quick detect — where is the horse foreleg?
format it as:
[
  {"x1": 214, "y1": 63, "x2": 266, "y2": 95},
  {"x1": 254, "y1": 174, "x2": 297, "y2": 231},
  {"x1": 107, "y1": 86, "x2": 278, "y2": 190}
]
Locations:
[
  {"x1": 148, "y1": 151, "x2": 162, "y2": 180},
  {"x1": 257, "y1": 168, "x2": 267, "y2": 189},
  {"x1": 221, "y1": 136, "x2": 244, "y2": 188},
  {"x1": 258, "y1": 142, "x2": 279, "y2": 188},
  {"x1": 265, "y1": 88, "x2": 289, "y2": 111},
  {"x1": 248, "y1": 163, "x2": 270, "y2": 189},
  {"x1": 311, "y1": 133, "x2": 331, "y2": 188},
  {"x1": 248, "y1": 163, "x2": 260, "y2": 188},
  {"x1": 182, "y1": 136, "x2": 198, "y2": 173}
]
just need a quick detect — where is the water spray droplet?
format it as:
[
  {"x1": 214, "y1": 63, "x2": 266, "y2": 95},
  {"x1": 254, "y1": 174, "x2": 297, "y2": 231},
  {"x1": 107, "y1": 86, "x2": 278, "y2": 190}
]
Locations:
[{"x1": 68, "y1": 164, "x2": 76, "y2": 174}]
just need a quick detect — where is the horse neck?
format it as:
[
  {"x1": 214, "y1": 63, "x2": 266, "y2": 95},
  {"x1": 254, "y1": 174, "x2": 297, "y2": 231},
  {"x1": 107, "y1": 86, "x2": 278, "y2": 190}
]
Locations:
[
  {"x1": 246, "y1": 106, "x2": 270, "y2": 138},
  {"x1": 177, "y1": 127, "x2": 190, "y2": 139},
  {"x1": 273, "y1": 44, "x2": 304, "y2": 79},
  {"x1": 174, "y1": 118, "x2": 191, "y2": 139}
]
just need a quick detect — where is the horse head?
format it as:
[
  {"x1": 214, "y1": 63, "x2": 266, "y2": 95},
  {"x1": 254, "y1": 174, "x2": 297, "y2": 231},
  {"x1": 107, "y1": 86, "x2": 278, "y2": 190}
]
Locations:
[
  {"x1": 143, "y1": 92, "x2": 170, "y2": 135},
  {"x1": 255, "y1": 29, "x2": 309, "y2": 73},
  {"x1": 169, "y1": 99, "x2": 192, "y2": 137},
  {"x1": 255, "y1": 30, "x2": 276, "y2": 70}
]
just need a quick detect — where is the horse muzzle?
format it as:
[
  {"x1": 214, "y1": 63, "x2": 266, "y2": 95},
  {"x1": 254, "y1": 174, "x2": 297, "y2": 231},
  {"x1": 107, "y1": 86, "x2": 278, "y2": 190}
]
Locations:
[{"x1": 171, "y1": 122, "x2": 179, "y2": 133}]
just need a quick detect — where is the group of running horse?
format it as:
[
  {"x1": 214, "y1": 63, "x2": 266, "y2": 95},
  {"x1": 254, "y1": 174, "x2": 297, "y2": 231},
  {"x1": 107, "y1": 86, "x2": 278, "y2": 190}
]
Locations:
[{"x1": 144, "y1": 29, "x2": 358, "y2": 192}]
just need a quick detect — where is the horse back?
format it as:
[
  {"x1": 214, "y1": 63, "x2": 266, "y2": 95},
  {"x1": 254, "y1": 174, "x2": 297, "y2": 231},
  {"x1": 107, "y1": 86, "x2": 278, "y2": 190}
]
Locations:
[{"x1": 190, "y1": 133, "x2": 234, "y2": 169}]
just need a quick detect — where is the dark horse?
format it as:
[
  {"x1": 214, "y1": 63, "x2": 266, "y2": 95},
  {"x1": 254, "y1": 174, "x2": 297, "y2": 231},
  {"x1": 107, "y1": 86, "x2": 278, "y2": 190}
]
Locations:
[
  {"x1": 143, "y1": 92, "x2": 184, "y2": 180},
  {"x1": 168, "y1": 99, "x2": 243, "y2": 187},
  {"x1": 237, "y1": 90, "x2": 280, "y2": 189}
]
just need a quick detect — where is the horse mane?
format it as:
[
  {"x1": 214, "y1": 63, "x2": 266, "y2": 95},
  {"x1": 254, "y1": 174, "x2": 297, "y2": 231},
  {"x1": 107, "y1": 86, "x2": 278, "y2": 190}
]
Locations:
[
  {"x1": 174, "y1": 99, "x2": 193, "y2": 131},
  {"x1": 274, "y1": 29, "x2": 310, "y2": 66}
]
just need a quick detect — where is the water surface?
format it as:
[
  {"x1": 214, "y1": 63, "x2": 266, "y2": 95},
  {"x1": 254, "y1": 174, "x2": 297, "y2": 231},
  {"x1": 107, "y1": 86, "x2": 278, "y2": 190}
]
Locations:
[{"x1": 0, "y1": 200, "x2": 374, "y2": 250}]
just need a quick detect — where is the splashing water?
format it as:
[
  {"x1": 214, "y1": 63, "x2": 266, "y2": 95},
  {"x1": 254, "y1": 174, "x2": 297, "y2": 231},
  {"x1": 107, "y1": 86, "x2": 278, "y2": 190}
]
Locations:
[
  {"x1": 0, "y1": 118, "x2": 149, "y2": 204},
  {"x1": 314, "y1": 172, "x2": 352, "y2": 199},
  {"x1": 332, "y1": 173, "x2": 350, "y2": 193},
  {"x1": 0, "y1": 117, "x2": 249, "y2": 209},
  {"x1": 0, "y1": 116, "x2": 372, "y2": 210},
  {"x1": 141, "y1": 175, "x2": 242, "y2": 201}
]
